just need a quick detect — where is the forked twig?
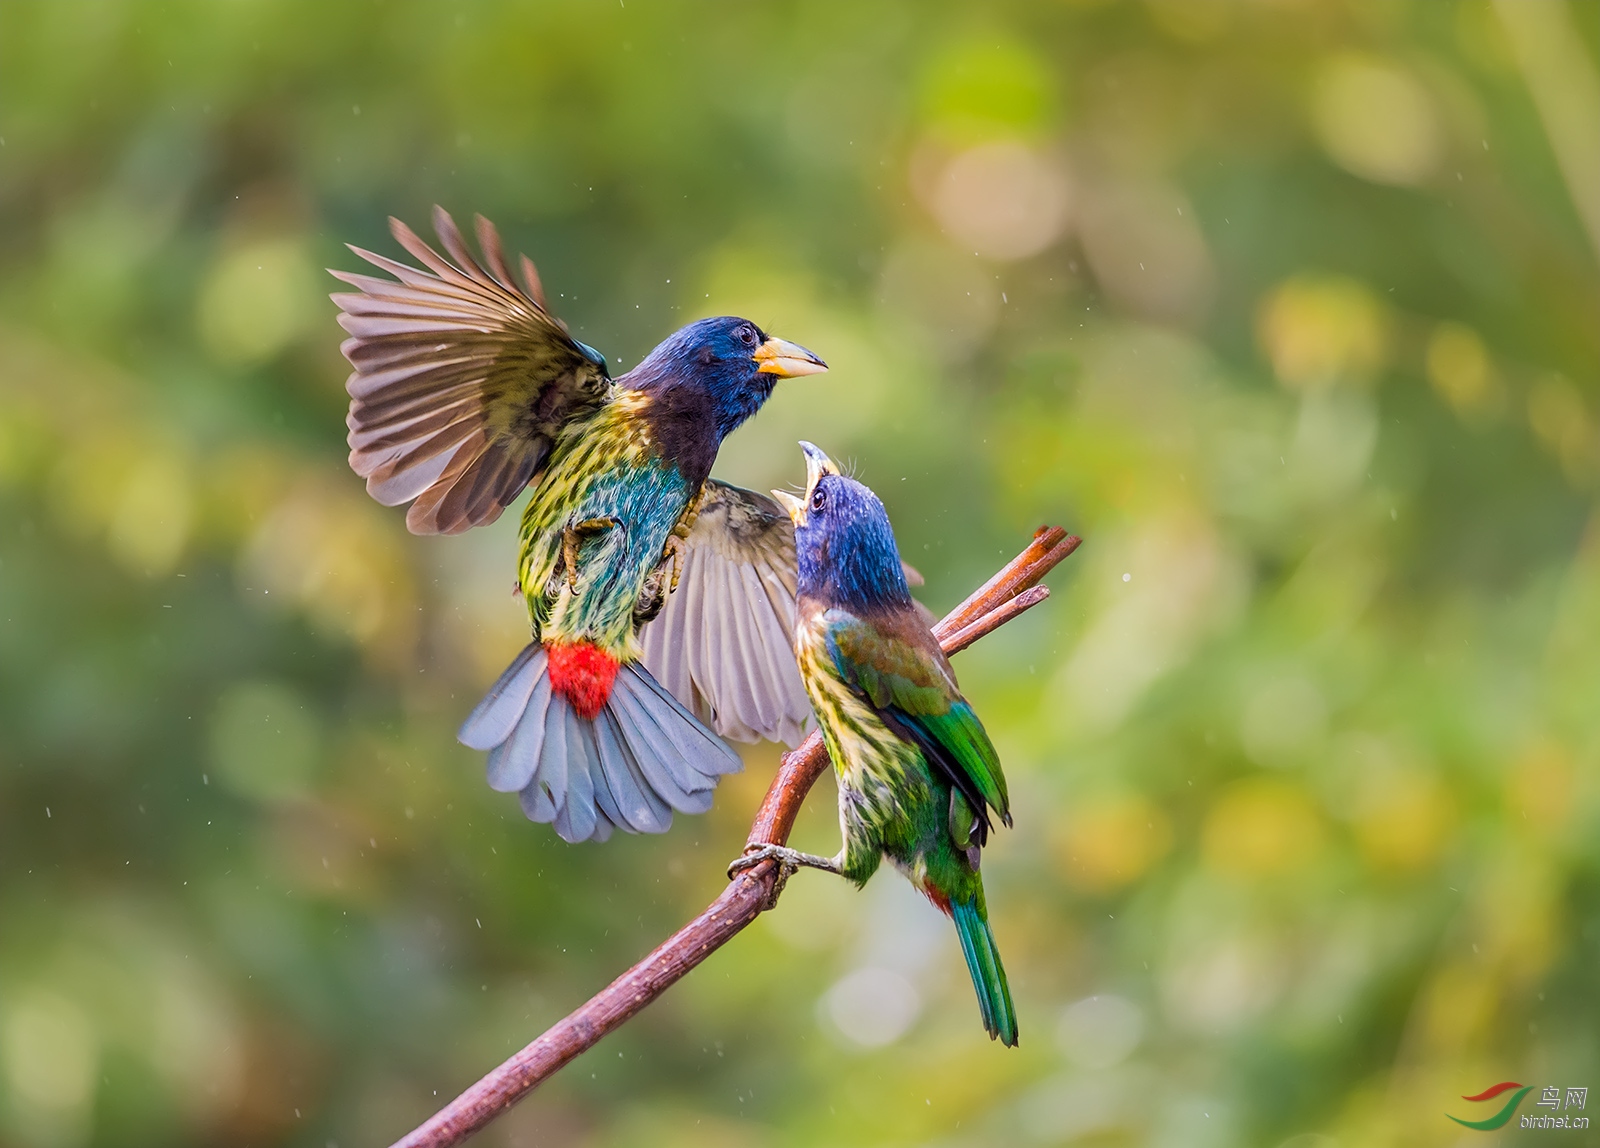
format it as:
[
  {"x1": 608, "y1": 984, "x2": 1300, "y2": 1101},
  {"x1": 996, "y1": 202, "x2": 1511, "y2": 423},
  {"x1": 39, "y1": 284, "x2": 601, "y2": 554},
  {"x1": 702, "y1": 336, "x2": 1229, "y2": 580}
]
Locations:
[{"x1": 389, "y1": 527, "x2": 1081, "y2": 1148}]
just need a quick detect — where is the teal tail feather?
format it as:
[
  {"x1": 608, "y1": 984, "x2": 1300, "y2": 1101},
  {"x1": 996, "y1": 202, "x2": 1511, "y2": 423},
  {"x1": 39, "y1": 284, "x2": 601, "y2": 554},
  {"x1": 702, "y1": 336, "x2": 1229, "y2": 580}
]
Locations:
[{"x1": 951, "y1": 897, "x2": 1018, "y2": 1046}]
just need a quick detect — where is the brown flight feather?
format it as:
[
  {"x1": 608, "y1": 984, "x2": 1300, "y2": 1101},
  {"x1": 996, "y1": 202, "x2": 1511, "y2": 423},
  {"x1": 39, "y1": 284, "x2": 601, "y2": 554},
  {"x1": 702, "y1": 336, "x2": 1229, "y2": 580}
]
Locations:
[{"x1": 331, "y1": 207, "x2": 610, "y2": 535}]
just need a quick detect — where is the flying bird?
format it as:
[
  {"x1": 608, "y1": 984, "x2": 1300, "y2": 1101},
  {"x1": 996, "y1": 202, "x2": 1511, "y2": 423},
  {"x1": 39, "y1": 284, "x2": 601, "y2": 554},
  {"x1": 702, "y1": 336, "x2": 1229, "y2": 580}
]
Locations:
[
  {"x1": 734, "y1": 443, "x2": 1018, "y2": 1046},
  {"x1": 332, "y1": 208, "x2": 824, "y2": 842}
]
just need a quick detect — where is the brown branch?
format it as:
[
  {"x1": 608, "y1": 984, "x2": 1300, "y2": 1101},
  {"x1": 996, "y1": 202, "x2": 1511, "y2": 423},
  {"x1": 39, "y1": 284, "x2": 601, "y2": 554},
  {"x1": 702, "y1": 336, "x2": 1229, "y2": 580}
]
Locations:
[
  {"x1": 388, "y1": 526, "x2": 1081, "y2": 1148},
  {"x1": 941, "y1": 583, "x2": 1050, "y2": 656}
]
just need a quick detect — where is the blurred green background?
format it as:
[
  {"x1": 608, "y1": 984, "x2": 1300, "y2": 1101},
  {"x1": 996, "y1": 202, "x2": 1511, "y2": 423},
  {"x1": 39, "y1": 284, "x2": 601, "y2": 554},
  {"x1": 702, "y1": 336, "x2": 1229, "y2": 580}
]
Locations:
[{"x1": 4, "y1": 1, "x2": 1600, "y2": 1146}]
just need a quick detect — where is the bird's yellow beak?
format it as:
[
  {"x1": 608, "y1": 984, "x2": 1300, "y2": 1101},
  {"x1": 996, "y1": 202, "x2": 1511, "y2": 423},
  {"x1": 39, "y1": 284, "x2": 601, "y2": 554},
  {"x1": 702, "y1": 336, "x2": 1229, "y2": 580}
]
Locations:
[
  {"x1": 752, "y1": 336, "x2": 828, "y2": 377},
  {"x1": 800, "y1": 440, "x2": 840, "y2": 490},
  {"x1": 772, "y1": 442, "x2": 841, "y2": 527},
  {"x1": 769, "y1": 488, "x2": 804, "y2": 525}
]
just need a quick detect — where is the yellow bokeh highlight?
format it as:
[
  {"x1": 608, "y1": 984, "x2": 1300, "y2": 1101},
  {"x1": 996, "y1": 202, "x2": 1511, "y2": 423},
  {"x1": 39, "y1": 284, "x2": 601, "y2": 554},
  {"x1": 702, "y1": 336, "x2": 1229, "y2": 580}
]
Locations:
[
  {"x1": 48, "y1": 429, "x2": 194, "y2": 577},
  {"x1": 1145, "y1": 0, "x2": 1231, "y2": 43},
  {"x1": 1475, "y1": 851, "x2": 1561, "y2": 986},
  {"x1": 0, "y1": 399, "x2": 52, "y2": 488},
  {"x1": 197, "y1": 235, "x2": 318, "y2": 366},
  {"x1": 1505, "y1": 740, "x2": 1575, "y2": 829},
  {"x1": 1202, "y1": 778, "x2": 1324, "y2": 876},
  {"x1": 198, "y1": 444, "x2": 295, "y2": 548},
  {"x1": 1257, "y1": 274, "x2": 1389, "y2": 392},
  {"x1": 1425, "y1": 321, "x2": 1499, "y2": 419},
  {"x1": 1527, "y1": 374, "x2": 1599, "y2": 487},
  {"x1": 241, "y1": 479, "x2": 416, "y2": 661},
  {"x1": 107, "y1": 450, "x2": 194, "y2": 577},
  {"x1": 1, "y1": 987, "x2": 98, "y2": 1147},
  {"x1": 1351, "y1": 767, "x2": 1455, "y2": 873},
  {"x1": 1418, "y1": 962, "x2": 1496, "y2": 1052},
  {"x1": 2, "y1": 989, "x2": 97, "y2": 1112},
  {"x1": 1055, "y1": 792, "x2": 1173, "y2": 892},
  {"x1": 1311, "y1": 54, "x2": 1441, "y2": 187}
]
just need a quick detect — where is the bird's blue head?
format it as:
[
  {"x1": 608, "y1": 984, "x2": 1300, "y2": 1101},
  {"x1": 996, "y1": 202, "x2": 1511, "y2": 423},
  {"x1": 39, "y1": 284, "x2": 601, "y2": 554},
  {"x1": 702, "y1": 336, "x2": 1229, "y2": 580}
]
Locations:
[
  {"x1": 772, "y1": 442, "x2": 912, "y2": 612},
  {"x1": 629, "y1": 316, "x2": 827, "y2": 444}
]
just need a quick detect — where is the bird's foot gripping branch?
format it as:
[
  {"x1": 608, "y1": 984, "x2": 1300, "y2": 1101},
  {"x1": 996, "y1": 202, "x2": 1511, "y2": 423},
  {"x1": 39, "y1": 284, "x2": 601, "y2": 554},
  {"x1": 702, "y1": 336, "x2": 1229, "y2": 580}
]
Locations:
[{"x1": 389, "y1": 526, "x2": 1081, "y2": 1148}]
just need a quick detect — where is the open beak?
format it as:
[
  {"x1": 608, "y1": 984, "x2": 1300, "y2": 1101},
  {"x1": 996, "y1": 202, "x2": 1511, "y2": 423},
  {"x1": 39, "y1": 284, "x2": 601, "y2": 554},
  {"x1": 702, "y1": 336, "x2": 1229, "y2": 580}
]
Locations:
[
  {"x1": 753, "y1": 336, "x2": 828, "y2": 378},
  {"x1": 799, "y1": 440, "x2": 840, "y2": 491},
  {"x1": 769, "y1": 488, "x2": 804, "y2": 525},
  {"x1": 772, "y1": 442, "x2": 840, "y2": 527}
]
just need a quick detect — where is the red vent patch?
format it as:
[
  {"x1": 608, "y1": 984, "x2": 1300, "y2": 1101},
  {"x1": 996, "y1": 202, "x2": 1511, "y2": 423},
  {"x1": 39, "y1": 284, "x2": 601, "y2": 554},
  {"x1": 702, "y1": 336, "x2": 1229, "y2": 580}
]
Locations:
[{"x1": 545, "y1": 641, "x2": 619, "y2": 721}]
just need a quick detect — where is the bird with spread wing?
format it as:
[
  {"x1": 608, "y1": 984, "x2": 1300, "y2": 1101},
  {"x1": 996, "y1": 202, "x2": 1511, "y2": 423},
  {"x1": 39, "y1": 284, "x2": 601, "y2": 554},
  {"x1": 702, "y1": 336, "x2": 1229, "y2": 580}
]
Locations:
[
  {"x1": 332, "y1": 208, "x2": 824, "y2": 842},
  {"x1": 732, "y1": 442, "x2": 1018, "y2": 1046}
]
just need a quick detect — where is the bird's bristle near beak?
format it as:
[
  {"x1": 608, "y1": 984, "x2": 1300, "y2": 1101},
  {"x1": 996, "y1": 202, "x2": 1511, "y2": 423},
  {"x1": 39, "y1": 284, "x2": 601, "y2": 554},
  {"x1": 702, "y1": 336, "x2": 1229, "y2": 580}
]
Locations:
[
  {"x1": 799, "y1": 440, "x2": 840, "y2": 498},
  {"x1": 769, "y1": 488, "x2": 804, "y2": 524},
  {"x1": 753, "y1": 337, "x2": 828, "y2": 377}
]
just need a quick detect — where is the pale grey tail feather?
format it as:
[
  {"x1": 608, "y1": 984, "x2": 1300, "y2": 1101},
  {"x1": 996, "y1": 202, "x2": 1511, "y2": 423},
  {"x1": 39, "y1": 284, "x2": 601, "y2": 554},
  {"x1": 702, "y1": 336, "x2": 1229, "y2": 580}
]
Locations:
[{"x1": 459, "y1": 643, "x2": 742, "y2": 843}]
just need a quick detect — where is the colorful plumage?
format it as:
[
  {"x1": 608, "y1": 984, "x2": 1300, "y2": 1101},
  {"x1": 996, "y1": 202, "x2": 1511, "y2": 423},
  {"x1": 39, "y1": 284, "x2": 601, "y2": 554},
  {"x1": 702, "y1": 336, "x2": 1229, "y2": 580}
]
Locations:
[
  {"x1": 733, "y1": 443, "x2": 1018, "y2": 1046},
  {"x1": 333, "y1": 208, "x2": 824, "y2": 842}
]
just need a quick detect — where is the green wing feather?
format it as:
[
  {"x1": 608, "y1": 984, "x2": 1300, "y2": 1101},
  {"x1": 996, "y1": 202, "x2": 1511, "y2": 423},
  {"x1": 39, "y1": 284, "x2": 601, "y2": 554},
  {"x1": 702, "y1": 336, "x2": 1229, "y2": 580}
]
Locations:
[{"x1": 822, "y1": 609, "x2": 1010, "y2": 824}]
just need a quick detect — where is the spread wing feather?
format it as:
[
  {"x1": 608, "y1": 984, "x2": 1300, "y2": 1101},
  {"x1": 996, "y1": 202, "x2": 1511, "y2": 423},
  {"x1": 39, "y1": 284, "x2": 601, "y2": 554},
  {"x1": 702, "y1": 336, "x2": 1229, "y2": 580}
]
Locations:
[
  {"x1": 637, "y1": 480, "x2": 813, "y2": 746},
  {"x1": 461, "y1": 644, "x2": 738, "y2": 843},
  {"x1": 332, "y1": 206, "x2": 611, "y2": 535}
]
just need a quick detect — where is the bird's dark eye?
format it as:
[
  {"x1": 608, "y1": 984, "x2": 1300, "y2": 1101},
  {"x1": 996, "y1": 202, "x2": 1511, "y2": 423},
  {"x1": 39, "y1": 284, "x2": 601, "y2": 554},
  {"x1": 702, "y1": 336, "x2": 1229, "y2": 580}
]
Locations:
[
  {"x1": 810, "y1": 487, "x2": 826, "y2": 512},
  {"x1": 737, "y1": 324, "x2": 757, "y2": 347}
]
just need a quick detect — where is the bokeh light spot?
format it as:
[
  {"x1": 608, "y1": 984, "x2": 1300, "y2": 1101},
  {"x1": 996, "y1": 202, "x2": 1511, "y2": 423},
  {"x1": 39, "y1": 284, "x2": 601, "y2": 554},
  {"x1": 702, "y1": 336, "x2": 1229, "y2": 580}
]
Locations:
[
  {"x1": 1426, "y1": 321, "x2": 1498, "y2": 418},
  {"x1": 1240, "y1": 674, "x2": 1327, "y2": 767},
  {"x1": 927, "y1": 140, "x2": 1070, "y2": 261},
  {"x1": 1351, "y1": 764, "x2": 1455, "y2": 873},
  {"x1": 1163, "y1": 933, "x2": 1286, "y2": 1034},
  {"x1": 2, "y1": 988, "x2": 98, "y2": 1146},
  {"x1": 1077, "y1": 180, "x2": 1213, "y2": 321},
  {"x1": 821, "y1": 967, "x2": 921, "y2": 1048},
  {"x1": 1257, "y1": 274, "x2": 1389, "y2": 391},
  {"x1": 197, "y1": 236, "x2": 317, "y2": 365},
  {"x1": 107, "y1": 450, "x2": 193, "y2": 576},
  {"x1": 1202, "y1": 779, "x2": 1324, "y2": 876},
  {"x1": 241, "y1": 480, "x2": 416, "y2": 657},
  {"x1": 1527, "y1": 374, "x2": 1599, "y2": 486},
  {"x1": 1505, "y1": 740, "x2": 1575, "y2": 828},
  {"x1": 1311, "y1": 54, "x2": 1441, "y2": 187},
  {"x1": 1056, "y1": 993, "x2": 1146, "y2": 1069},
  {"x1": 1056, "y1": 792, "x2": 1173, "y2": 891}
]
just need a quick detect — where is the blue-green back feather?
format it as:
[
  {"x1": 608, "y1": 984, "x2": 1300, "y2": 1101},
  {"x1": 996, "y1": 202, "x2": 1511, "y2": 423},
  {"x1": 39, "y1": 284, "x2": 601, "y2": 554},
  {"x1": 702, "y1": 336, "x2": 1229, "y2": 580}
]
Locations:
[{"x1": 821, "y1": 609, "x2": 1010, "y2": 827}]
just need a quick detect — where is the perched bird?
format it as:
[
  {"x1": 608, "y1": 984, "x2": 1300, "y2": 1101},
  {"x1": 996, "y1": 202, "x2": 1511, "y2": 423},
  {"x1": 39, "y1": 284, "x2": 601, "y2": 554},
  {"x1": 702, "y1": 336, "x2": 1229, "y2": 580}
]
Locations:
[
  {"x1": 332, "y1": 208, "x2": 823, "y2": 842},
  {"x1": 733, "y1": 443, "x2": 1018, "y2": 1046}
]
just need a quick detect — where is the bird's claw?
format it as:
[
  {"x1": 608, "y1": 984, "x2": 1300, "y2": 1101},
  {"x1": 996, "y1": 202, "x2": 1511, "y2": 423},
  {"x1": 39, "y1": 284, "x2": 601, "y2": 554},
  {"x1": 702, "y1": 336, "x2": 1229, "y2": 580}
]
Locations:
[
  {"x1": 561, "y1": 527, "x2": 582, "y2": 591},
  {"x1": 728, "y1": 844, "x2": 799, "y2": 910},
  {"x1": 728, "y1": 843, "x2": 840, "y2": 910},
  {"x1": 662, "y1": 535, "x2": 685, "y2": 595},
  {"x1": 561, "y1": 516, "x2": 625, "y2": 591},
  {"x1": 677, "y1": 486, "x2": 706, "y2": 537}
]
